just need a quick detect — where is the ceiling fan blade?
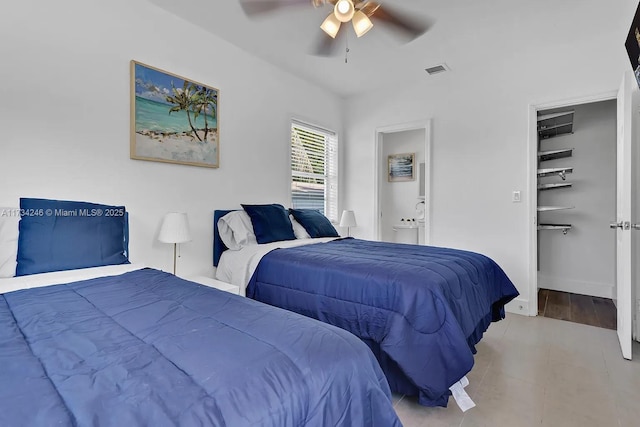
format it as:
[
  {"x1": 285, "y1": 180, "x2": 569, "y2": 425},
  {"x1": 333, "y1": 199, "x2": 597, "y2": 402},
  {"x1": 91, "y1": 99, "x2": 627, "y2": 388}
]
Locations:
[
  {"x1": 239, "y1": 0, "x2": 311, "y2": 16},
  {"x1": 370, "y1": 3, "x2": 434, "y2": 41}
]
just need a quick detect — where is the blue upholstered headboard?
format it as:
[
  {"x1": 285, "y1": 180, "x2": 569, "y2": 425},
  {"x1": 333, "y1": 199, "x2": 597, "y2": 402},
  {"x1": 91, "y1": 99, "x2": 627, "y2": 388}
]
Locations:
[
  {"x1": 213, "y1": 210, "x2": 234, "y2": 267},
  {"x1": 15, "y1": 198, "x2": 132, "y2": 275}
]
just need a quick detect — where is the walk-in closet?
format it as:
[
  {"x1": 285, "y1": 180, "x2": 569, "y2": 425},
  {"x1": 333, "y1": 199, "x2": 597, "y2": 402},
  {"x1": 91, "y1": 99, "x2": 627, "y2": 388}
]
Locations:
[{"x1": 536, "y1": 99, "x2": 617, "y2": 326}]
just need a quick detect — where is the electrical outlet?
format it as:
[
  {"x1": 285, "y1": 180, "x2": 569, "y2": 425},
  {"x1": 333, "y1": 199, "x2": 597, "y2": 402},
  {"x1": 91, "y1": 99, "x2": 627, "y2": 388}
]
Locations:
[{"x1": 512, "y1": 191, "x2": 521, "y2": 203}]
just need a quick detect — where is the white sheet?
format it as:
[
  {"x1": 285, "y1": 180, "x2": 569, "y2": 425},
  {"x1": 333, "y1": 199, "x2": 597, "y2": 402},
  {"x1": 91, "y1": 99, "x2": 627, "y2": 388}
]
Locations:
[
  {"x1": 0, "y1": 207, "x2": 20, "y2": 278},
  {"x1": 0, "y1": 263, "x2": 147, "y2": 294},
  {"x1": 216, "y1": 238, "x2": 338, "y2": 296}
]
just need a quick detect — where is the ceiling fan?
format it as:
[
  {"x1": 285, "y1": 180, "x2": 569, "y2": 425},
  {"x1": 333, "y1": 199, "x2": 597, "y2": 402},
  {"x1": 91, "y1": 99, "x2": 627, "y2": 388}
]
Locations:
[{"x1": 239, "y1": 0, "x2": 433, "y2": 55}]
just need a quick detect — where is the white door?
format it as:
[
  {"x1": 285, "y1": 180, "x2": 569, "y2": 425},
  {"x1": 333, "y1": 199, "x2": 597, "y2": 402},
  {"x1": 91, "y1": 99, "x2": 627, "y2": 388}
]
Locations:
[{"x1": 614, "y1": 71, "x2": 637, "y2": 360}]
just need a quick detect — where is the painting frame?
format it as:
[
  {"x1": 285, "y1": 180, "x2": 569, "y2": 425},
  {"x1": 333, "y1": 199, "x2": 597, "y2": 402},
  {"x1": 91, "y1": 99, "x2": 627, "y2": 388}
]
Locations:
[
  {"x1": 388, "y1": 153, "x2": 415, "y2": 182},
  {"x1": 130, "y1": 60, "x2": 219, "y2": 168}
]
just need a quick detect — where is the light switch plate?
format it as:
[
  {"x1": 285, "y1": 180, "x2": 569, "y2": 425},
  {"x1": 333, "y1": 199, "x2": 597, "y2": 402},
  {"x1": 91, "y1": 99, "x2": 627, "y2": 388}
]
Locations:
[{"x1": 512, "y1": 191, "x2": 521, "y2": 203}]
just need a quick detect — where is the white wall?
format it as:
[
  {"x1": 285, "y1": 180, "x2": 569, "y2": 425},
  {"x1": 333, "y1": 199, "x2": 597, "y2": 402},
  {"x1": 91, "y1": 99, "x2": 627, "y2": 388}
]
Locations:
[
  {"x1": 537, "y1": 101, "x2": 617, "y2": 298},
  {"x1": 380, "y1": 129, "x2": 424, "y2": 242},
  {"x1": 0, "y1": 0, "x2": 343, "y2": 277},
  {"x1": 342, "y1": 2, "x2": 636, "y2": 314}
]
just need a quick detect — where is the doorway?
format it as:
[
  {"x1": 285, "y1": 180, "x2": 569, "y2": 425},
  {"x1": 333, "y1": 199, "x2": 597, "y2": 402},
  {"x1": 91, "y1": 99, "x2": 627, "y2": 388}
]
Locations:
[
  {"x1": 374, "y1": 120, "x2": 432, "y2": 245},
  {"x1": 528, "y1": 93, "x2": 618, "y2": 319}
]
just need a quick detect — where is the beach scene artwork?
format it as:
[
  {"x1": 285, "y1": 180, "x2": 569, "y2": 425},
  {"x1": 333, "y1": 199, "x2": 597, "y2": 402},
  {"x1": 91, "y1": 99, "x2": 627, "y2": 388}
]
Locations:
[
  {"x1": 388, "y1": 153, "x2": 415, "y2": 182},
  {"x1": 130, "y1": 61, "x2": 219, "y2": 167}
]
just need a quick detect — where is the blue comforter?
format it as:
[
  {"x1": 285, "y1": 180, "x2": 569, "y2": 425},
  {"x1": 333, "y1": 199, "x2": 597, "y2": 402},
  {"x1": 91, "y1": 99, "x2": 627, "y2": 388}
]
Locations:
[
  {"x1": 0, "y1": 268, "x2": 401, "y2": 427},
  {"x1": 246, "y1": 239, "x2": 519, "y2": 407}
]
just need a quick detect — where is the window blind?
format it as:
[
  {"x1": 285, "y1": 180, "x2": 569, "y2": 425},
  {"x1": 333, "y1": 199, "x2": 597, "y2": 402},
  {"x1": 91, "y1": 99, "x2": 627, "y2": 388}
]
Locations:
[{"x1": 291, "y1": 120, "x2": 338, "y2": 222}]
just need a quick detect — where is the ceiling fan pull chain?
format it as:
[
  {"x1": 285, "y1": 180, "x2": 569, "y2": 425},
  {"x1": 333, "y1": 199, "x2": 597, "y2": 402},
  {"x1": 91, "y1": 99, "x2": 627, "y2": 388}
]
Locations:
[{"x1": 345, "y1": 31, "x2": 350, "y2": 63}]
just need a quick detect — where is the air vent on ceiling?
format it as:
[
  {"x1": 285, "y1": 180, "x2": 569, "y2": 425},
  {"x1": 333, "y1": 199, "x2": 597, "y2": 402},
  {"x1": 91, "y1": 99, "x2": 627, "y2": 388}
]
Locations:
[{"x1": 425, "y1": 63, "x2": 449, "y2": 75}]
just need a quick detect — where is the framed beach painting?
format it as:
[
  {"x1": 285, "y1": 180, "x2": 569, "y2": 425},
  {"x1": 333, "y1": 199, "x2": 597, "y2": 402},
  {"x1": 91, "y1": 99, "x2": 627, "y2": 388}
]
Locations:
[
  {"x1": 130, "y1": 60, "x2": 219, "y2": 168},
  {"x1": 388, "y1": 153, "x2": 415, "y2": 182}
]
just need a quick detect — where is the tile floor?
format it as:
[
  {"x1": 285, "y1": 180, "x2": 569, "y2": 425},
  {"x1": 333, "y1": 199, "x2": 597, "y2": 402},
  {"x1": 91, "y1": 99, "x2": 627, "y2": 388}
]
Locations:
[{"x1": 392, "y1": 314, "x2": 640, "y2": 427}]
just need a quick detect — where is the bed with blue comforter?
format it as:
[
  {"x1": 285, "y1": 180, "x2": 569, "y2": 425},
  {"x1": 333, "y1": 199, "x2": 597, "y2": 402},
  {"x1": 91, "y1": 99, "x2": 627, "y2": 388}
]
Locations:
[
  {"x1": 0, "y1": 268, "x2": 401, "y2": 427},
  {"x1": 244, "y1": 238, "x2": 519, "y2": 407}
]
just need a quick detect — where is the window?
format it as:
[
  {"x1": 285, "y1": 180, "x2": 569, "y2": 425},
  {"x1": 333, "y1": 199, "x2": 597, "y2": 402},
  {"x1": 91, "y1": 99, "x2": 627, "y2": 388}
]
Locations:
[{"x1": 291, "y1": 120, "x2": 338, "y2": 222}]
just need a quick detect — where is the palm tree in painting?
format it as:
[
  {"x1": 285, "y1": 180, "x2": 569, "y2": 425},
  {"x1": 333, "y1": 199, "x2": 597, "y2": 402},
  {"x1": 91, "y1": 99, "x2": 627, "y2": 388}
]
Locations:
[
  {"x1": 190, "y1": 84, "x2": 217, "y2": 142},
  {"x1": 166, "y1": 81, "x2": 203, "y2": 142}
]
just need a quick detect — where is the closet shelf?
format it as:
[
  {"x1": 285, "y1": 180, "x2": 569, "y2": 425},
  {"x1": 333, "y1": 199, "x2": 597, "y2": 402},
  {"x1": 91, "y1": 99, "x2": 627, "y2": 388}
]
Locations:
[
  {"x1": 538, "y1": 148, "x2": 574, "y2": 162},
  {"x1": 538, "y1": 224, "x2": 572, "y2": 235},
  {"x1": 537, "y1": 182, "x2": 572, "y2": 191},
  {"x1": 537, "y1": 206, "x2": 575, "y2": 212},
  {"x1": 537, "y1": 110, "x2": 574, "y2": 139},
  {"x1": 537, "y1": 111, "x2": 574, "y2": 122},
  {"x1": 537, "y1": 167, "x2": 573, "y2": 180}
]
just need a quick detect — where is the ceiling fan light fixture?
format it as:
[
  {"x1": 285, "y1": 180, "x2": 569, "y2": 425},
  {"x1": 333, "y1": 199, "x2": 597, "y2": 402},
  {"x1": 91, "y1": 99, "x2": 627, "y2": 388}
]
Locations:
[
  {"x1": 352, "y1": 10, "x2": 373, "y2": 37},
  {"x1": 321, "y1": 13, "x2": 341, "y2": 38},
  {"x1": 334, "y1": 0, "x2": 355, "y2": 23}
]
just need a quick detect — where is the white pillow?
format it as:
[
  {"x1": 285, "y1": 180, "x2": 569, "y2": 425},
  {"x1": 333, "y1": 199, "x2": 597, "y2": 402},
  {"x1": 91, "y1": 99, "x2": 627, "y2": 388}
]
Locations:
[
  {"x1": 0, "y1": 207, "x2": 20, "y2": 278},
  {"x1": 217, "y1": 210, "x2": 257, "y2": 250},
  {"x1": 290, "y1": 215, "x2": 311, "y2": 239}
]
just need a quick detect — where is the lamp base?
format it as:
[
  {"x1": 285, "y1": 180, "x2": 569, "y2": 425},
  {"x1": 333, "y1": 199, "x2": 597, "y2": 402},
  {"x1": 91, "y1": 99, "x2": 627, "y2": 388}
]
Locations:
[{"x1": 172, "y1": 243, "x2": 177, "y2": 275}]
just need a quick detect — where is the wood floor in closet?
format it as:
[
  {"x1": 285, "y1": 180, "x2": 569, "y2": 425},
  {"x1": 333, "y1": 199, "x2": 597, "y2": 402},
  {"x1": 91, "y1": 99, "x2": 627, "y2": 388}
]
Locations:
[{"x1": 538, "y1": 289, "x2": 616, "y2": 330}]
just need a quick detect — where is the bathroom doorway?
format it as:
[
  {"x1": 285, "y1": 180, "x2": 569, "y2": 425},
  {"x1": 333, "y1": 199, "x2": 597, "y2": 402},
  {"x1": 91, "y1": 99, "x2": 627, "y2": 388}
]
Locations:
[{"x1": 374, "y1": 120, "x2": 432, "y2": 244}]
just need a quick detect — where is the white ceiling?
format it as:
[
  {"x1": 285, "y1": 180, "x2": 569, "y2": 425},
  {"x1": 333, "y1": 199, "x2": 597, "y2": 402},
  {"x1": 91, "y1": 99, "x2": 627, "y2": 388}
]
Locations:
[{"x1": 147, "y1": 0, "x2": 624, "y2": 97}]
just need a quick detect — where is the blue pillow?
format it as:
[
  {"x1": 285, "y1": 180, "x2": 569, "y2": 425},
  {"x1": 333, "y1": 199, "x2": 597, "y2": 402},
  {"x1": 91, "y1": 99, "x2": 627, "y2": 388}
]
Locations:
[
  {"x1": 16, "y1": 198, "x2": 129, "y2": 276},
  {"x1": 289, "y1": 209, "x2": 339, "y2": 238},
  {"x1": 241, "y1": 204, "x2": 296, "y2": 244}
]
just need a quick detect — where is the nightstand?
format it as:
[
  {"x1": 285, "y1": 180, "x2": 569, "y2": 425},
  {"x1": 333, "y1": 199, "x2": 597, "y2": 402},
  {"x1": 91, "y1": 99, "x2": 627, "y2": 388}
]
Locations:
[{"x1": 188, "y1": 276, "x2": 240, "y2": 295}]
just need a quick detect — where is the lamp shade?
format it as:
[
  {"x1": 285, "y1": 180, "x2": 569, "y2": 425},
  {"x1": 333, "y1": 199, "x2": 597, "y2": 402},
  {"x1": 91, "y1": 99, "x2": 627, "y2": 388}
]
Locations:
[
  {"x1": 352, "y1": 10, "x2": 373, "y2": 37},
  {"x1": 158, "y1": 212, "x2": 191, "y2": 244},
  {"x1": 339, "y1": 210, "x2": 357, "y2": 228},
  {"x1": 321, "y1": 13, "x2": 341, "y2": 38}
]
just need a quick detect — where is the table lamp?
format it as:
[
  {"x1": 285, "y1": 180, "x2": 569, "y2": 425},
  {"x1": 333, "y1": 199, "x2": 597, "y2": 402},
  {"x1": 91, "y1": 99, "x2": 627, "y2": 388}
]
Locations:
[
  {"x1": 158, "y1": 212, "x2": 191, "y2": 275},
  {"x1": 339, "y1": 210, "x2": 357, "y2": 237}
]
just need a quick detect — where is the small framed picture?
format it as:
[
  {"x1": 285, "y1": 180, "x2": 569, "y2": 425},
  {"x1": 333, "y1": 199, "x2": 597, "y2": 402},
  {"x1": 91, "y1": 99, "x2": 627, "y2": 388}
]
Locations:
[{"x1": 388, "y1": 153, "x2": 415, "y2": 182}]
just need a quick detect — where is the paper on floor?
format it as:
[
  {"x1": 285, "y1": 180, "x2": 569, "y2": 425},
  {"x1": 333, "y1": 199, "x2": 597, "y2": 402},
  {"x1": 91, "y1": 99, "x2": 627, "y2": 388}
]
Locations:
[{"x1": 449, "y1": 375, "x2": 476, "y2": 412}]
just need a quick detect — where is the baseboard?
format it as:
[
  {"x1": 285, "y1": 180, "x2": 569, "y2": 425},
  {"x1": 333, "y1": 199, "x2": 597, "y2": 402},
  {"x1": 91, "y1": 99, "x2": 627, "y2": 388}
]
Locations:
[
  {"x1": 538, "y1": 274, "x2": 613, "y2": 299},
  {"x1": 505, "y1": 297, "x2": 531, "y2": 316}
]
